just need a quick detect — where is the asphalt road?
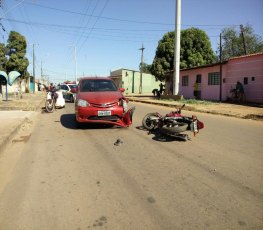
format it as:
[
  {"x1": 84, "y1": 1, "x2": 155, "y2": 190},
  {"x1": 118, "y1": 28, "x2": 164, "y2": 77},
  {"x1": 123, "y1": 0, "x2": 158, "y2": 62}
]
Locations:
[{"x1": 0, "y1": 102, "x2": 262, "y2": 230}]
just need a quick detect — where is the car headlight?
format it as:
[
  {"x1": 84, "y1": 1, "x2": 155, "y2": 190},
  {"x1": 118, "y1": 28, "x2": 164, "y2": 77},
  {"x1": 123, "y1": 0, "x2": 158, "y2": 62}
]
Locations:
[
  {"x1": 77, "y1": 99, "x2": 89, "y2": 107},
  {"x1": 118, "y1": 99, "x2": 128, "y2": 112}
]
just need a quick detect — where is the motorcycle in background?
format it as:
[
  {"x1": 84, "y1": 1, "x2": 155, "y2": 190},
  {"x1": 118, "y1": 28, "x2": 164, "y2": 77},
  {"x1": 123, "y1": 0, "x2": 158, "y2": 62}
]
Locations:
[
  {"x1": 45, "y1": 90, "x2": 65, "y2": 113},
  {"x1": 142, "y1": 104, "x2": 204, "y2": 141}
]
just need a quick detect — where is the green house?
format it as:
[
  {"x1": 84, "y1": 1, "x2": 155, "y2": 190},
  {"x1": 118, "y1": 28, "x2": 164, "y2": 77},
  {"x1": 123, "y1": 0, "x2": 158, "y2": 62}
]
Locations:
[{"x1": 110, "y1": 68, "x2": 162, "y2": 95}]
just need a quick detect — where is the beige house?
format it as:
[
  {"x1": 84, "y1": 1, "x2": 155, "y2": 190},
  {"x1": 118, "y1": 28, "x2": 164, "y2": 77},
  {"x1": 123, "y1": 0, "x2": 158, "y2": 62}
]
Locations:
[{"x1": 110, "y1": 68, "x2": 162, "y2": 95}]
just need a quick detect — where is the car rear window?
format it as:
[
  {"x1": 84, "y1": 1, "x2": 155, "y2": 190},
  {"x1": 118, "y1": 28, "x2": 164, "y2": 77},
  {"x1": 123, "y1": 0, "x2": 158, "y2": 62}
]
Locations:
[
  {"x1": 69, "y1": 85, "x2": 77, "y2": 89},
  {"x1": 80, "y1": 79, "x2": 118, "y2": 92}
]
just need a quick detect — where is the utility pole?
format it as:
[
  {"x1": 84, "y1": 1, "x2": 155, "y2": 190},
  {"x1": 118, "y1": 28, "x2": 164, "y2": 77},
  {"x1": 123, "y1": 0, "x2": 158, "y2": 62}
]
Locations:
[
  {"x1": 240, "y1": 24, "x2": 247, "y2": 55},
  {"x1": 41, "y1": 61, "x2": 43, "y2": 81},
  {"x1": 74, "y1": 45, "x2": 77, "y2": 84},
  {"x1": 219, "y1": 33, "x2": 222, "y2": 102},
  {"x1": 173, "y1": 0, "x2": 181, "y2": 95},
  {"x1": 33, "y1": 44, "x2": 36, "y2": 93},
  {"x1": 69, "y1": 45, "x2": 78, "y2": 83},
  {"x1": 139, "y1": 43, "x2": 145, "y2": 94}
]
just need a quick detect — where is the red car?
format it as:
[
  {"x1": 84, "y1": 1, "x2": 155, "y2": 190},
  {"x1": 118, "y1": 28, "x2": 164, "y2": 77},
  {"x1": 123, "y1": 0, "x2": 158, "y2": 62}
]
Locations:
[{"x1": 75, "y1": 77, "x2": 135, "y2": 128}]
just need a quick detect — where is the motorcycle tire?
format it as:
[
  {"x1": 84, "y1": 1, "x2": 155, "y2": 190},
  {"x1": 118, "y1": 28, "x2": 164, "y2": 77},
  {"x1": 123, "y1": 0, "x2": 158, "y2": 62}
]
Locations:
[
  {"x1": 45, "y1": 99, "x2": 55, "y2": 113},
  {"x1": 142, "y1": 113, "x2": 159, "y2": 130},
  {"x1": 70, "y1": 95, "x2": 74, "y2": 103},
  {"x1": 160, "y1": 122, "x2": 188, "y2": 135}
]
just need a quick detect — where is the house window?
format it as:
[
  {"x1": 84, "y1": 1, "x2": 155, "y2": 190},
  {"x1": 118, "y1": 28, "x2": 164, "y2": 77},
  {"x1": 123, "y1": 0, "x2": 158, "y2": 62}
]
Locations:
[
  {"x1": 208, "y1": 72, "x2": 220, "y2": 85},
  {"x1": 196, "y1": 74, "x2": 202, "y2": 83},
  {"x1": 244, "y1": 77, "x2": 248, "y2": 85},
  {"x1": 182, "y1": 75, "x2": 189, "y2": 86}
]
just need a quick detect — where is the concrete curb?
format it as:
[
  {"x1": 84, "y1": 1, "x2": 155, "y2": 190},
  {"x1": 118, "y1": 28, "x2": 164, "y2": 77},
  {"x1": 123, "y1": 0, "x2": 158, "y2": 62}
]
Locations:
[
  {"x1": 0, "y1": 117, "x2": 29, "y2": 155},
  {"x1": 0, "y1": 96, "x2": 46, "y2": 155}
]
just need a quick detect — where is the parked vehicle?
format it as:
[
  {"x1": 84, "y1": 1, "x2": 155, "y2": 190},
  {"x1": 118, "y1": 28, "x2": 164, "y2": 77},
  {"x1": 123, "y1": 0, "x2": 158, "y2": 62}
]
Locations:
[
  {"x1": 45, "y1": 90, "x2": 65, "y2": 113},
  {"x1": 75, "y1": 77, "x2": 135, "y2": 128},
  {"x1": 59, "y1": 83, "x2": 77, "y2": 103},
  {"x1": 142, "y1": 104, "x2": 204, "y2": 141}
]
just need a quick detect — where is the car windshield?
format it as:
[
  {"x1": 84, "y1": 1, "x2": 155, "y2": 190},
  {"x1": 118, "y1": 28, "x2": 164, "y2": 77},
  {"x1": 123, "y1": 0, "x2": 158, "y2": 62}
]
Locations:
[{"x1": 80, "y1": 79, "x2": 118, "y2": 92}]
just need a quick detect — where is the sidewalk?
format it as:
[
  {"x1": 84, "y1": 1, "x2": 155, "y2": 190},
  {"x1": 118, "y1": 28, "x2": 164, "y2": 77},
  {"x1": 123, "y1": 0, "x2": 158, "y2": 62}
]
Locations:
[
  {"x1": 0, "y1": 91, "x2": 46, "y2": 111},
  {"x1": 0, "y1": 92, "x2": 46, "y2": 154}
]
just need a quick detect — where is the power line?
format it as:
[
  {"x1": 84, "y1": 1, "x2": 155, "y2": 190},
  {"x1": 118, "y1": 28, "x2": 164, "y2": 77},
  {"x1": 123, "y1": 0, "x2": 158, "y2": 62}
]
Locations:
[
  {"x1": 0, "y1": 17, "x2": 227, "y2": 41},
  {"x1": 65, "y1": 0, "x2": 102, "y2": 70},
  {"x1": 22, "y1": 1, "x2": 173, "y2": 26}
]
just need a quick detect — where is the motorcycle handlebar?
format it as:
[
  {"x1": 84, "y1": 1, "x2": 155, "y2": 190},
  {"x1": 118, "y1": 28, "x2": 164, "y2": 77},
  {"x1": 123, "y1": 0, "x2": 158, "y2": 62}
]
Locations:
[{"x1": 178, "y1": 104, "x2": 185, "y2": 114}]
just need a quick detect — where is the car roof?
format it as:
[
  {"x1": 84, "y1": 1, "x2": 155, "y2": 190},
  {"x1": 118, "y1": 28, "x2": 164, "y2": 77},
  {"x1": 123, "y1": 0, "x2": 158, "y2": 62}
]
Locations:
[{"x1": 79, "y1": 77, "x2": 111, "y2": 81}]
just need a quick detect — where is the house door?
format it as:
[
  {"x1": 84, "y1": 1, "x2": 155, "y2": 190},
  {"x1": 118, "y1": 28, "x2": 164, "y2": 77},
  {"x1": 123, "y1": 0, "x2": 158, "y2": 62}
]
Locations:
[{"x1": 196, "y1": 74, "x2": 202, "y2": 99}]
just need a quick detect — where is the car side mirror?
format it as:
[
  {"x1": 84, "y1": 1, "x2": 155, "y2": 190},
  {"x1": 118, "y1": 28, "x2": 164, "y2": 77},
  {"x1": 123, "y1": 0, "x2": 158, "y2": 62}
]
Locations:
[
  {"x1": 71, "y1": 88, "x2": 77, "y2": 93},
  {"x1": 119, "y1": 88, "x2": 125, "y2": 93}
]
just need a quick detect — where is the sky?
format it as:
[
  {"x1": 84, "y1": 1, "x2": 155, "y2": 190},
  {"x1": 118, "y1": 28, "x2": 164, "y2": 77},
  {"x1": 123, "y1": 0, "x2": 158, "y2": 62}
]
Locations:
[{"x1": 0, "y1": 0, "x2": 262, "y2": 84}]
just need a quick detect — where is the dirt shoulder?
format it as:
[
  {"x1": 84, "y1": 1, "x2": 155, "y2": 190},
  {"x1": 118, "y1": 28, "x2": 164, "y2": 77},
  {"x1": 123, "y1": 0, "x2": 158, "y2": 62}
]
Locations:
[{"x1": 128, "y1": 97, "x2": 263, "y2": 121}]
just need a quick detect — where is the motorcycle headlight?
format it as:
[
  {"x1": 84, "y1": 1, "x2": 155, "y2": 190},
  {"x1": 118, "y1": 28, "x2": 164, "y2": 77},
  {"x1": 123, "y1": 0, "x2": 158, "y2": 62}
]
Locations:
[{"x1": 77, "y1": 99, "x2": 89, "y2": 107}]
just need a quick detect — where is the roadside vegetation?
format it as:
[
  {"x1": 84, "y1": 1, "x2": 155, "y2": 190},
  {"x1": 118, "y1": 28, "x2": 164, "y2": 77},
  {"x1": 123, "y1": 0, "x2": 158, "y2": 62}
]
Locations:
[{"x1": 160, "y1": 98, "x2": 219, "y2": 105}]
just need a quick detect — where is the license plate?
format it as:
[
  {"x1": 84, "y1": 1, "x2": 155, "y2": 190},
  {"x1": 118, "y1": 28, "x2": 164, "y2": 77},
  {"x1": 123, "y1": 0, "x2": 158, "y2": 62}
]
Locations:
[
  {"x1": 193, "y1": 120, "x2": 198, "y2": 132},
  {"x1": 98, "y1": 110, "x2": 111, "y2": 116}
]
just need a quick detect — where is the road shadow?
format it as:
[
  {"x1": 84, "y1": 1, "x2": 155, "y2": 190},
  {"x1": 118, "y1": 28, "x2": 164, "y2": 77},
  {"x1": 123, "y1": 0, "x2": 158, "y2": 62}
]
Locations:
[
  {"x1": 60, "y1": 114, "x2": 77, "y2": 129},
  {"x1": 60, "y1": 113, "x2": 116, "y2": 130}
]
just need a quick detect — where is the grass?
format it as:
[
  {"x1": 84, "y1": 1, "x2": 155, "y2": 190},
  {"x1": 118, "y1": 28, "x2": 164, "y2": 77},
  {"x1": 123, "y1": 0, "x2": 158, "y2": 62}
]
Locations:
[{"x1": 161, "y1": 98, "x2": 219, "y2": 105}]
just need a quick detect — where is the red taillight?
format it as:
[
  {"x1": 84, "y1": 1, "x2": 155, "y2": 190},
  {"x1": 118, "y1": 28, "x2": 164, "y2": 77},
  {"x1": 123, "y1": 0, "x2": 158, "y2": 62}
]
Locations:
[{"x1": 197, "y1": 121, "x2": 204, "y2": 130}]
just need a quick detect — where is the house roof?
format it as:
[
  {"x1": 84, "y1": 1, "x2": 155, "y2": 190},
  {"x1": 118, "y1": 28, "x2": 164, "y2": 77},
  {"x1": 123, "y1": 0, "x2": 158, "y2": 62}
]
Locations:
[
  {"x1": 111, "y1": 68, "x2": 139, "y2": 73},
  {"x1": 228, "y1": 52, "x2": 263, "y2": 61},
  {"x1": 180, "y1": 61, "x2": 227, "y2": 71},
  {"x1": 166, "y1": 52, "x2": 263, "y2": 74}
]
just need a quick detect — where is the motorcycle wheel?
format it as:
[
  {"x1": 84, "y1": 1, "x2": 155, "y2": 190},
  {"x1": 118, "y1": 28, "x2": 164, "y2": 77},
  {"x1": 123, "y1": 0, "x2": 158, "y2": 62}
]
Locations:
[
  {"x1": 160, "y1": 122, "x2": 188, "y2": 135},
  {"x1": 45, "y1": 99, "x2": 55, "y2": 113},
  {"x1": 70, "y1": 95, "x2": 74, "y2": 103},
  {"x1": 142, "y1": 113, "x2": 159, "y2": 130}
]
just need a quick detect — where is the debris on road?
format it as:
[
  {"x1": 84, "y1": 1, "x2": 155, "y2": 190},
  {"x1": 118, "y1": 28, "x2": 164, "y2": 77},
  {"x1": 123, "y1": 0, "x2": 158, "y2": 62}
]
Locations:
[{"x1": 114, "y1": 138, "x2": 123, "y2": 146}]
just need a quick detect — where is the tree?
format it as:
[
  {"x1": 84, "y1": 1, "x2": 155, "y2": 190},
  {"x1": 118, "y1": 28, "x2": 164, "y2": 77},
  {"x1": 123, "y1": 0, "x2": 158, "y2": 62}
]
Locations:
[
  {"x1": 0, "y1": 43, "x2": 7, "y2": 71},
  {"x1": 180, "y1": 28, "x2": 216, "y2": 69},
  {"x1": 151, "y1": 28, "x2": 216, "y2": 81},
  {"x1": 220, "y1": 24, "x2": 263, "y2": 61},
  {"x1": 6, "y1": 31, "x2": 29, "y2": 78},
  {"x1": 139, "y1": 62, "x2": 151, "y2": 74}
]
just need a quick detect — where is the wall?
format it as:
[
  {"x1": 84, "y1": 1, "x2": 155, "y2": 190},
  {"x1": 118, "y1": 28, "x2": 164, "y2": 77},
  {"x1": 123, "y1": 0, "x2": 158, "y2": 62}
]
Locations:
[
  {"x1": 178, "y1": 64, "x2": 223, "y2": 101},
  {"x1": 110, "y1": 68, "x2": 161, "y2": 95},
  {"x1": 224, "y1": 54, "x2": 263, "y2": 103},
  {"x1": 166, "y1": 53, "x2": 263, "y2": 103}
]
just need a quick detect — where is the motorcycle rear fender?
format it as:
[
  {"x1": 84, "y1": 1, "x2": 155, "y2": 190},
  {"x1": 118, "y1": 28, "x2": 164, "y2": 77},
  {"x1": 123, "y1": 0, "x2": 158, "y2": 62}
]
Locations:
[{"x1": 46, "y1": 92, "x2": 52, "y2": 100}]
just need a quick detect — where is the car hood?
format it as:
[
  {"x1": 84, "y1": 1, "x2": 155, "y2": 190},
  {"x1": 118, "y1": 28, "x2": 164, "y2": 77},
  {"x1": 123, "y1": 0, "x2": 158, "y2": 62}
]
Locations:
[{"x1": 77, "y1": 91, "x2": 124, "y2": 104}]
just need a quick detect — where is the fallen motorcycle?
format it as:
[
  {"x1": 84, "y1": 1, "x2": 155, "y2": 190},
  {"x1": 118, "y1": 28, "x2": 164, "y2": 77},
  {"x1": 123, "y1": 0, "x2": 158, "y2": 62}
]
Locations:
[{"x1": 142, "y1": 104, "x2": 204, "y2": 141}]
